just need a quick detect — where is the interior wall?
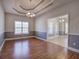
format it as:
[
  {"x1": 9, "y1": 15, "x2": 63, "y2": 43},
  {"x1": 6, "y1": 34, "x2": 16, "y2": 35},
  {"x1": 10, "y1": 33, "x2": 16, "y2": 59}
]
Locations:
[
  {"x1": 35, "y1": 0, "x2": 79, "y2": 50},
  {"x1": 5, "y1": 13, "x2": 35, "y2": 38},
  {"x1": 0, "y1": 0, "x2": 5, "y2": 48},
  {"x1": 35, "y1": 17, "x2": 47, "y2": 39}
]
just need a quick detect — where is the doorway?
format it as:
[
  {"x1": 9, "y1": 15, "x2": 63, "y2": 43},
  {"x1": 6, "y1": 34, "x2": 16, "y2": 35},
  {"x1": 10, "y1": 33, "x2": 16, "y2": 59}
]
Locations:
[{"x1": 47, "y1": 15, "x2": 69, "y2": 48}]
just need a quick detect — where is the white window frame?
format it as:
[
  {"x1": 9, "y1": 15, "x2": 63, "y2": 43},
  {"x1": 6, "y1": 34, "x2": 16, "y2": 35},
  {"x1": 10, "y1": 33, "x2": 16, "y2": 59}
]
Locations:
[{"x1": 15, "y1": 21, "x2": 29, "y2": 35}]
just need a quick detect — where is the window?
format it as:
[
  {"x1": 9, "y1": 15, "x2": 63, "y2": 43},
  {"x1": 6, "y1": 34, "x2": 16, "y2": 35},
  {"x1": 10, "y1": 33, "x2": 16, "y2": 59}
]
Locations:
[
  {"x1": 22, "y1": 22, "x2": 29, "y2": 34},
  {"x1": 15, "y1": 21, "x2": 29, "y2": 34}
]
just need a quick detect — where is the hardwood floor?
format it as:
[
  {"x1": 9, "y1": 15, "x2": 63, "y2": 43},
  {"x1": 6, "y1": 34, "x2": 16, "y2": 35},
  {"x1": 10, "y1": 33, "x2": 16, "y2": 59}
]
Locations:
[{"x1": 0, "y1": 38, "x2": 79, "y2": 59}]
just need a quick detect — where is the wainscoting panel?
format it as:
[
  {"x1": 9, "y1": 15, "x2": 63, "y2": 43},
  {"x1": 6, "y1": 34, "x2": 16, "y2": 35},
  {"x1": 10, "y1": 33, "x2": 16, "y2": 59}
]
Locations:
[
  {"x1": 68, "y1": 35, "x2": 79, "y2": 50},
  {"x1": 35, "y1": 31, "x2": 47, "y2": 39},
  {"x1": 0, "y1": 33, "x2": 5, "y2": 48},
  {"x1": 5, "y1": 31, "x2": 47, "y2": 39},
  {"x1": 5, "y1": 31, "x2": 35, "y2": 38}
]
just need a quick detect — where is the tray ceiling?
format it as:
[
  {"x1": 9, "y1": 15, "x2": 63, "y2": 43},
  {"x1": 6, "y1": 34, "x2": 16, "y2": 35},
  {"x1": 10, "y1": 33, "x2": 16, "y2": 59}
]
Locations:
[{"x1": 3, "y1": 0, "x2": 74, "y2": 16}]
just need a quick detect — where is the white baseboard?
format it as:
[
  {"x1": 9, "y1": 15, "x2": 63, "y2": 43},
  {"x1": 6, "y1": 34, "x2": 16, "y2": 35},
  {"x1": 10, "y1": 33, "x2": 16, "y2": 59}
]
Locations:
[
  {"x1": 35, "y1": 37, "x2": 79, "y2": 53},
  {"x1": 2, "y1": 36, "x2": 79, "y2": 53},
  {"x1": 0, "y1": 36, "x2": 35, "y2": 51},
  {"x1": 68, "y1": 47, "x2": 79, "y2": 53},
  {"x1": 0, "y1": 39, "x2": 6, "y2": 51},
  {"x1": 0, "y1": 36, "x2": 44, "y2": 51},
  {"x1": 6, "y1": 36, "x2": 35, "y2": 40}
]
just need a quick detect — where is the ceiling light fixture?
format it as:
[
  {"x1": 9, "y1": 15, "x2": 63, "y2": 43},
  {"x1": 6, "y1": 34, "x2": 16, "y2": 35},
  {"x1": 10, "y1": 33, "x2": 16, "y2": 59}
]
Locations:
[
  {"x1": 25, "y1": 0, "x2": 36, "y2": 17},
  {"x1": 26, "y1": 12, "x2": 35, "y2": 17}
]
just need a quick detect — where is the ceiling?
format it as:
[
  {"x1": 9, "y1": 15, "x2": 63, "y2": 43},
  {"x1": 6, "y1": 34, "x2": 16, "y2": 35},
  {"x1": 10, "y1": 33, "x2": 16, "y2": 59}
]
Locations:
[{"x1": 3, "y1": 0, "x2": 74, "y2": 16}]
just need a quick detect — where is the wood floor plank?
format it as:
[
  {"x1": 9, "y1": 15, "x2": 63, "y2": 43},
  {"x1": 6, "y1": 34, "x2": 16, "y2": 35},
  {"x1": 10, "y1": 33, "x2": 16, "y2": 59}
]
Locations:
[{"x1": 0, "y1": 38, "x2": 79, "y2": 59}]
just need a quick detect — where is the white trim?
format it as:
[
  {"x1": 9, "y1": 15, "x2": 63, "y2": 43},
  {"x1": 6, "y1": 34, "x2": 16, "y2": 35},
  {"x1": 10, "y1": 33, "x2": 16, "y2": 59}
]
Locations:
[
  {"x1": 69, "y1": 33, "x2": 79, "y2": 35},
  {"x1": 35, "y1": 36, "x2": 79, "y2": 53},
  {"x1": 6, "y1": 36, "x2": 35, "y2": 40},
  {"x1": 1, "y1": 36, "x2": 79, "y2": 54},
  {"x1": 0, "y1": 36, "x2": 35, "y2": 51},
  {"x1": 68, "y1": 47, "x2": 79, "y2": 53},
  {"x1": 0, "y1": 40, "x2": 6, "y2": 51}
]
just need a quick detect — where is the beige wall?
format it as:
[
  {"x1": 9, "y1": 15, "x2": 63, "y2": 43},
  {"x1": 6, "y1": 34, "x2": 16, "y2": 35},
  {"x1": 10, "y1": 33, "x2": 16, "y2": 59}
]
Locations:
[
  {"x1": 0, "y1": 0, "x2": 5, "y2": 46},
  {"x1": 35, "y1": 17, "x2": 47, "y2": 32},
  {"x1": 0, "y1": 1, "x2": 5, "y2": 33},
  {"x1": 5, "y1": 13, "x2": 35, "y2": 32},
  {"x1": 35, "y1": 0, "x2": 79, "y2": 35}
]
